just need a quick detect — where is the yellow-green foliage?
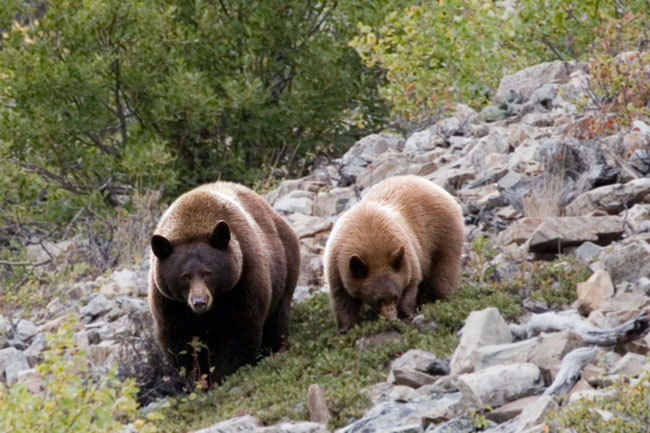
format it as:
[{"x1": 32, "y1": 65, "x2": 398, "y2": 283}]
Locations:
[
  {"x1": 350, "y1": 0, "x2": 649, "y2": 127},
  {"x1": 0, "y1": 320, "x2": 161, "y2": 433},
  {"x1": 349, "y1": 1, "x2": 517, "y2": 127},
  {"x1": 548, "y1": 371, "x2": 650, "y2": 432}
]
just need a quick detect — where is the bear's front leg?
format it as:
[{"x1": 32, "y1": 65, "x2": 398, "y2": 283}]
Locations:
[
  {"x1": 398, "y1": 282, "x2": 418, "y2": 321},
  {"x1": 208, "y1": 320, "x2": 265, "y2": 382}
]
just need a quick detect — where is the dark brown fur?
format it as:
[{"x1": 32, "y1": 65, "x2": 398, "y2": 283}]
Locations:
[
  {"x1": 324, "y1": 175, "x2": 465, "y2": 332},
  {"x1": 148, "y1": 182, "x2": 300, "y2": 384}
]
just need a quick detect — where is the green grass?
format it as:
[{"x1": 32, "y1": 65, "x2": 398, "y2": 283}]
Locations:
[{"x1": 154, "y1": 254, "x2": 591, "y2": 432}]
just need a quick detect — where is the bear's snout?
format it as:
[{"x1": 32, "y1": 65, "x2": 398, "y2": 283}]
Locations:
[
  {"x1": 379, "y1": 302, "x2": 397, "y2": 321},
  {"x1": 188, "y1": 281, "x2": 212, "y2": 313}
]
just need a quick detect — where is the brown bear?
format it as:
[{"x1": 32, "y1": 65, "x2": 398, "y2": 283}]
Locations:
[
  {"x1": 324, "y1": 175, "x2": 464, "y2": 332},
  {"x1": 148, "y1": 181, "x2": 300, "y2": 384}
]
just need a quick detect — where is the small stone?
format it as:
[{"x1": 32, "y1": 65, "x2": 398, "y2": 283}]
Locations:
[
  {"x1": 450, "y1": 308, "x2": 513, "y2": 375},
  {"x1": 307, "y1": 384, "x2": 331, "y2": 424},
  {"x1": 479, "y1": 105, "x2": 508, "y2": 123},
  {"x1": 192, "y1": 415, "x2": 259, "y2": 433},
  {"x1": 355, "y1": 330, "x2": 401, "y2": 352},
  {"x1": 24, "y1": 332, "x2": 48, "y2": 367},
  {"x1": 16, "y1": 319, "x2": 38, "y2": 343},
  {"x1": 426, "y1": 416, "x2": 474, "y2": 433},
  {"x1": 516, "y1": 395, "x2": 558, "y2": 433},
  {"x1": 575, "y1": 242, "x2": 603, "y2": 261},
  {"x1": 4, "y1": 351, "x2": 30, "y2": 385},
  {"x1": 527, "y1": 331, "x2": 586, "y2": 380},
  {"x1": 456, "y1": 363, "x2": 545, "y2": 408},
  {"x1": 15, "y1": 368, "x2": 45, "y2": 394},
  {"x1": 599, "y1": 235, "x2": 650, "y2": 285},
  {"x1": 387, "y1": 385, "x2": 417, "y2": 403},
  {"x1": 610, "y1": 352, "x2": 647, "y2": 376},
  {"x1": 388, "y1": 350, "x2": 442, "y2": 388},
  {"x1": 485, "y1": 395, "x2": 540, "y2": 423},
  {"x1": 80, "y1": 294, "x2": 113, "y2": 323},
  {"x1": 574, "y1": 270, "x2": 615, "y2": 316}
]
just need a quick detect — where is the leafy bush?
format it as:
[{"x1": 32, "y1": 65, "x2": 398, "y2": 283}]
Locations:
[
  {"x1": 349, "y1": 0, "x2": 649, "y2": 129},
  {"x1": 548, "y1": 371, "x2": 650, "y2": 432},
  {"x1": 0, "y1": 0, "x2": 389, "y2": 236},
  {"x1": 0, "y1": 320, "x2": 161, "y2": 433}
]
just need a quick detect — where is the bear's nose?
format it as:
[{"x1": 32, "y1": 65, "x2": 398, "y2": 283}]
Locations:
[{"x1": 191, "y1": 296, "x2": 208, "y2": 313}]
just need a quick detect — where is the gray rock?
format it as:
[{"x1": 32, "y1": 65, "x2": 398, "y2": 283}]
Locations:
[
  {"x1": 456, "y1": 363, "x2": 545, "y2": 408},
  {"x1": 4, "y1": 350, "x2": 30, "y2": 385},
  {"x1": 450, "y1": 308, "x2": 513, "y2": 375},
  {"x1": 565, "y1": 177, "x2": 650, "y2": 216},
  {"x1": 24, "y1": 332, "x2": 48, "y2": 366},
  {"x1": 405, "y1": 129, "x2": 445, "y2": 153},
  {"x1": 485, "y1": 396, "x2": 540, "y2": 424},
  {"x1": 388, "y1": 350, "x2": 444, "y2": 388},
  {"x1": 274, "y1": 191, "x2": 315, "y2": 215},
  {"x1": 527, "y1": 331, "x2": 587, "y2": 378},
  {"x1": 599, "y1": 234, "x2": 650, "y2": 284},
  {"x1": 574, "y1": 242, "x2": 602, "y2": 261},
  {"x1": 623, "y1": 204, "x2": 650, "y2": 234},
  {"x1": 16, "y1": 319, "x2": 38, "y2": 343},
  {"x1": 425, "y1": 416, "x2": 474, "y2": 433},
  {"x1": 80, "y1": 294, "x2": 113, "y2": 323},
  {"x1": 99, "y1": 268, "x2": 137, "y2": 298},
  {"x1": 497, "y1": 216, "x2": 623, "y2": 252},
  {"x1": 258, "y1": 421, "x2": 330, "y2": 433},
  {"x1": 312, "y1": 187, "x2": 359, "y2": 218},
  {"x1": 472, "y1": 338, "x2": 538, "y2": 372},
  {"x1": 15, "y1": 368, "x2": 45, "y2": 394},
  {"x1": 192, "y1": 415, "x2": 259, "y2": 433},
  {"x1": 527, "y1": 216, "x2": 623, "y2": 253},
  {"x1": 308, "y1": 384, "x2": 331, "y2": 424},
  {"x1": 479, "y1": 105, "x2": 508, "y2": 123},
  {"x1": 336, "y1": 393, "x2": 462, "y2": 433},
  {"x1": 287, "y1": 214, "x2": 332, "y2": 239},
  {"x1": 0, "y1": 347, "x2": 19, "y2": 380},
  {"x1": 496, "y1": 61, "x2": 581, "y2": 103},
  {"x1": 574, "y1": 270, "x2": 615, "y2": 316},
  {"x1": 609, "y1": 352, "x2": 647, "y2": 376},
  {"x1": 516, "y1": 395, "x2": 557, "y2": 433}
]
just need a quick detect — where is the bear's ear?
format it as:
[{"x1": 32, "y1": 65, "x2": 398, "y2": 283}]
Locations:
[
  {"x1": 151, "y1": 235, "x2": 173, "y2": 260},
  {"x1": 208, "y1": 220, "x2": 230, "y2": 250},
  {"x1": 390, "y1": 246, "x2": 405, "y2": 270},
  {"x1": 349, "y1": 255, "x2": 368, "y2": 279}
]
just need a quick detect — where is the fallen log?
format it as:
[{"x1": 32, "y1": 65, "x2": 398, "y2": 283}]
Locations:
[
  {"x1": 509, "y1": 311, "x2": 649, "y2": 345},
  {"x1": 543, "y1": 346, "x2": 598, "y2": 397}
]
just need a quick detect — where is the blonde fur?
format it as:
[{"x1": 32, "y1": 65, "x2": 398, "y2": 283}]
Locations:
[{"x1": 324, "y1": 175, "x2": 465, "y2": 332}]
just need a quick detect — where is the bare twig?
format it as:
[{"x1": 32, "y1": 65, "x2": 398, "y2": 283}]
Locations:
[{"x1": 0, "y1": 259, "x2": 51, "y2": 267}]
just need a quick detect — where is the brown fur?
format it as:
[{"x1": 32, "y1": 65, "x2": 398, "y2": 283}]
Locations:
[
  {"x1": 148, "y1": 181, "x2": 300, "y2": 384},
  {"x1": 324, "y1": 175, "x2": 465, "y2": 332}
]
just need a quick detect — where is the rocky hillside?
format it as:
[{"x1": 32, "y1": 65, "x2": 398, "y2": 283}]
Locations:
[{"x1": 2, "y1": 57, "x2": 650, "y2": 433}]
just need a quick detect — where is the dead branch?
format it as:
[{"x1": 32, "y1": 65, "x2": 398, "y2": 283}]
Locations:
[
  {"x1": 544, "y1": 346, "x2": 598, "y2": 397},
  {"x1": 510, "y1": 311, "x2": 649, "y2": 345}
]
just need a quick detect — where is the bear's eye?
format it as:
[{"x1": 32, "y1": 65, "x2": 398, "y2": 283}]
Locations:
[
  {"x1": 180, "y1": 274, "x2": 191, "y2": 283},
  {"x1": 201, "y1": 270, "x2": 213, "y2": 279}
]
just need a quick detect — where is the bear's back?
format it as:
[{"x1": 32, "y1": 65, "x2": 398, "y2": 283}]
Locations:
[
  {"x1": 155, "y1": 182, "x2": 278, "y2": 248},
  {"x1": 361, "y1": 175, "x2": 463, "y2": 251}
]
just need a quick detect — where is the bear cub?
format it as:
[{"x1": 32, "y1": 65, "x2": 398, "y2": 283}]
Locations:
[
  {"x1": 324, "y1": 175, "x2": 465, "y2": 332},
  {"x1": 148, "y1": 181, "x2": 300, "y2": 384}
]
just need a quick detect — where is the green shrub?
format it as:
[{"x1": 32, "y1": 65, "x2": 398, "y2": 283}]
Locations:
[
  {"x1": 349, "y1": 0, "x2": 649, "y2": 129},
  {"x1": 0, "y1": 0, "x2": 389, "y2": 235},
  {"x1": 548, "y1": 370, "x2": 650, "y2": 432},
  {"x1": 0, "y1": 320, "x2": 161, "y2": 433}
]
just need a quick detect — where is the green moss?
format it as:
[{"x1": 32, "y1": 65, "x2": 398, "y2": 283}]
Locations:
[{"x1": 156, "y1": 277, "x2": 525, "y2": 431}]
